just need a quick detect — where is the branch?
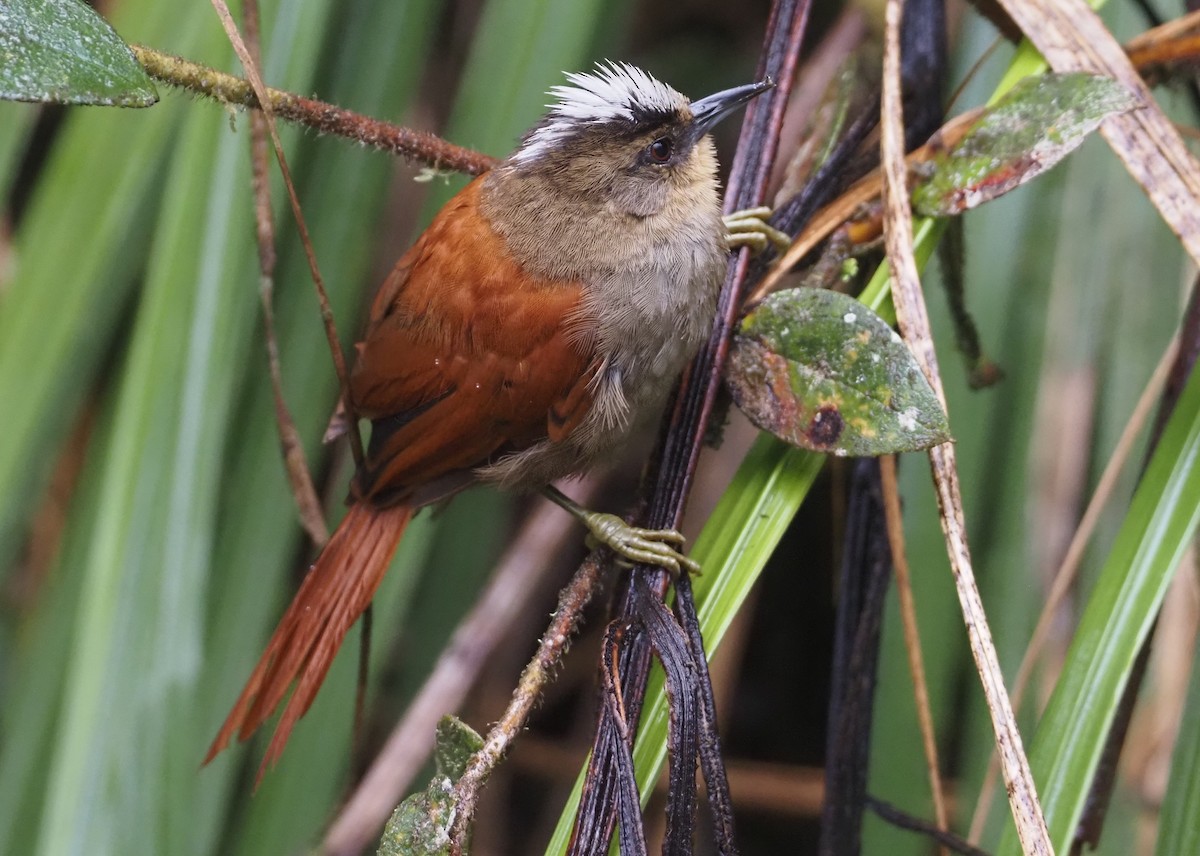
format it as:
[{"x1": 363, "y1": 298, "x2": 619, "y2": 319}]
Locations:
[{"x1": 130, "y1": 45, "x2": 497, "y2": 175}]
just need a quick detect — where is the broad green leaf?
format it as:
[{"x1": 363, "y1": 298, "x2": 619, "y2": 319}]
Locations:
[
  {"x1": 377, "y1": 717, "x2": 482, "y2": 856},
  {"x1": 911, "y1": 72, "x2": 1132, "y2": 216},
  {"x1": 727, "y1": 288, "x2": 950, "y2": 455},
  {"x1": 0, "y1": 0, "x2": 156, "y2": 105}
]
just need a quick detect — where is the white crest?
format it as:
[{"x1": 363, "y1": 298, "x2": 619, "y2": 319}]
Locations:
[{"x1": 512, "y1": 62, "x2": 688, "y2": 165}]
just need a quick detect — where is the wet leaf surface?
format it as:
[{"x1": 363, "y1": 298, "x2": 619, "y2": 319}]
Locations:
[
  {"x1": 727, "y1": 288, "x2": 950, "y2": 456},
  {"x1": 911, "y1": 73, "x2": 1133, "y2": 216},
  {"x1": 0, "y1": 0, "x2": 156, "y2": 106}
]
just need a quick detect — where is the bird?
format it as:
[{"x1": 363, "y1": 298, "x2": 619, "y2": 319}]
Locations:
[{"x1": 205, "y1": 62, "x2": 778, "y2": 775}]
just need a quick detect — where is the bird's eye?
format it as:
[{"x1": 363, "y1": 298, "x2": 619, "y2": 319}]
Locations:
[{"x1": 648, "y1": 137, "x2": 674, "y2": 164}]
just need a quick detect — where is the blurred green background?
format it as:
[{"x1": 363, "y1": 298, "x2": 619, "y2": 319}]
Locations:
[{"x1": 2, "y1": 0, "x2": 1199, "y2": 854}]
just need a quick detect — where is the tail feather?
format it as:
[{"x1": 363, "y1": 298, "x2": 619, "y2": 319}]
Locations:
[{"x1": 205, "y1": 502, "x2": 412, "y2": 775}]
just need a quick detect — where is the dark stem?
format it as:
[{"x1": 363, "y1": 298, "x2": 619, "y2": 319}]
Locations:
[
  {"x1": 675, "y1": 574, "x2": 739, "y2": 854},
  {"x1": 866, "y1": 796, "x2": 993, "y2": 856},
  {"x1": 633, "y1": 578, "x2": 703, "y2": 856},
  {"x1": 819, "y1": 459, "x2": 893, "y2": 856},
  {"x1": 570, "y1": 0, "x2": 813, "y2": 848},
  {"x1": 601, "y1": 624, "x2": 650, "y2": 856},
  {"x1": 241, "y1": 0, "x2": 329, "y2": 549}
]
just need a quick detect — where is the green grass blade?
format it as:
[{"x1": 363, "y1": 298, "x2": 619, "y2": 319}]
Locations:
[
  {"x1": 1155, "y1": 629, "x2": 1200, "y2": 856},
  {"x1": 0, "y1": 2, "x2": 207, "y2": 576},
  {"x1": 441, "y1": 0, "x2": 606, "y2": 161},
  {"x1": 995, "y1": 324, "x2": 1200, "y2": 855},
  {"x1": 29, "y1": 0, "x2": 341, "y2": 847},
  {"x1": 197, "y1": 0, "x2": 446, "y2": 851}
]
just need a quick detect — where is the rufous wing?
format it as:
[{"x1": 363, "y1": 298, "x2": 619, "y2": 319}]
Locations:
[
  {"x1": 208, "y1": 175, "x2": 598, "y2": 773},
  {"x1": 348, "y1": 175, "x2": 597, "y2": 502}
]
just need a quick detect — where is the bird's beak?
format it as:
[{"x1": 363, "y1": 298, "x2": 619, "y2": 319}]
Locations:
[{"x1": 688, "y1": 77, "x2": 774, "y2": 139}]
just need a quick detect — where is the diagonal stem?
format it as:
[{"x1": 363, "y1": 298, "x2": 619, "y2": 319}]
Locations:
[{"x1": 879, "y1": 0, "x2": 1052, "y2": 852}]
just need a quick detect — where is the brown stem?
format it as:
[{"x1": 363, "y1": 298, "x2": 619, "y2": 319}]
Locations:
[
  {"x1": 447, "y1": 550, "x2": 609, "y2": 856},
  {"x1": 240, "y1": 3, "x2": 329, "y2": 548},
  {"x1": 130, "y1": 45, "x2": 497, "y2": 175}
]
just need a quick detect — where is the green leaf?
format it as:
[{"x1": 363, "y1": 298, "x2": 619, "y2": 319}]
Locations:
[
  {"x1": 377, "y1": 718, "x2": 483, "y2": 856},
  {"x1": 727, "y1": 288, "x2": 950, "y2": 455},
  {"x1": 996, "y1": 325, "x2": 1200, "y2": 856},
  {"x1": 1156, "y1": 630, "x2": 1200, "y2": 856},
  {"x1": 433, "y1": 716, "x2": 483, "y2": 781},
  {"x1": 0, "y1": 0, "x2": 156, "y2": 106},
  {"x1": 911, "y1": 72, "x2": 1133, "y2": 216},
  {"x1": 544, "y1": 244, "x2": 905, "y2": 856}
]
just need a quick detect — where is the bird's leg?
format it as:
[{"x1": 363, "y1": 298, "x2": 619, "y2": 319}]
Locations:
[
  {"x1": 724, "y1": 205, "x2": 791, "y2": 254},
  {"x1": 542, "y1": 485, "x2": 701, "y2": 577}
]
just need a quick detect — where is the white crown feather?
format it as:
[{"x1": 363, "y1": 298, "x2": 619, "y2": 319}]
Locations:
[{"x1": 513, "y1": 62, "x2": 688, "y2": 165}]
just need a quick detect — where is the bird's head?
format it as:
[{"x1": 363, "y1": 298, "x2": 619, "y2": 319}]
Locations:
[{"x1": 505, "y1": 63, "x2": 772, "y2": 218}]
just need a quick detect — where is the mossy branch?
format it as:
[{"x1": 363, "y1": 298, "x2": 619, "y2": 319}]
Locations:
[{"x1": 131, "y1": 45, "x2": 499, "y2": 175}]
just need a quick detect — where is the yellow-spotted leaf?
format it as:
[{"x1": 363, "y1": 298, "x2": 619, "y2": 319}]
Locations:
[{"x1": 727, "y1": 288, "x2": 950, "y2": 456}]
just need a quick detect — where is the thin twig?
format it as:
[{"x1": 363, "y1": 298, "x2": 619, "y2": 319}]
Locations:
[
  {"x1": 204, "y1": 2, "x2": 366, "y2": 472},
  {"x1": 240, "y1": 0, "x2": 328, "y2": 549},
  {"x1": 880, "y1": 0, "x2": 1053, "y2": 853},
  {"x1": 867, "y1": 797, "x2": 993, "y2": 856},
  {"x1": 879, "y1": 455, "x2": 948, "y2": 850},
  {"x1": 966, "y1": 332, "x2": 1179, "y2": 842},
  {"x1": 130, "y1": 45, "x2": 496, "y2": 175},
  {"x1": 322, "y1": 479, "x2": 603, "y2": 855},
  {"x1": 448, "y1": 559, "x2": 612, "y2": 851}
]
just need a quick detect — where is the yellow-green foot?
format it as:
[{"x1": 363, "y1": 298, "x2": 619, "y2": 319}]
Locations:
[
  {"x1": 725, "y1": 206, "x2": 791, "y2": 254},
  {"x1": 542, "y1": 486, "x2": 701, "y2": 577},
  {"x1": 581, "y1": 513, "x2": 701, "y2": 577}
]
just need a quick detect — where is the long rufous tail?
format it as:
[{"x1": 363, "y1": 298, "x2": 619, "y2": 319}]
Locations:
[{"x1": 205, "y1": 501, "x2": 413, "y2": 774}]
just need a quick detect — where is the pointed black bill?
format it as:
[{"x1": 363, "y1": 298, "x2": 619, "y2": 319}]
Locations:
[{"x1": 689, "y1": 77, "x2": 774, "y2": 137}]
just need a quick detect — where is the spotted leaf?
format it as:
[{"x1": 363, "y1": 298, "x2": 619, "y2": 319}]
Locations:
[
  {"x1": 911, "y1": 73, "x2": 1133, "y2": 216},
  {"x1": 376, "y1": 716, "x2": 482, "y2": 856},
  {"x1": 727, "y1": 288, "x2": 950, "y2": 456}
]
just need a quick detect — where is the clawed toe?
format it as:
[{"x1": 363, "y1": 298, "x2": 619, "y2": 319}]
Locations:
[
  {"x1": 544, "y1": 486, "x2": 702, "y2": 578},
  {"x1": 582, "y1": 514, "x2": 700, "y2": 577},
  {"x1": 724, "y1": 206, "x2": 791, "y2": 255}
]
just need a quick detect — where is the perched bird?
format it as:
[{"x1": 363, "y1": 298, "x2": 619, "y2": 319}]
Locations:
[{"x1": 206, "y1": 62, "x2": 776, "y2": 773}]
